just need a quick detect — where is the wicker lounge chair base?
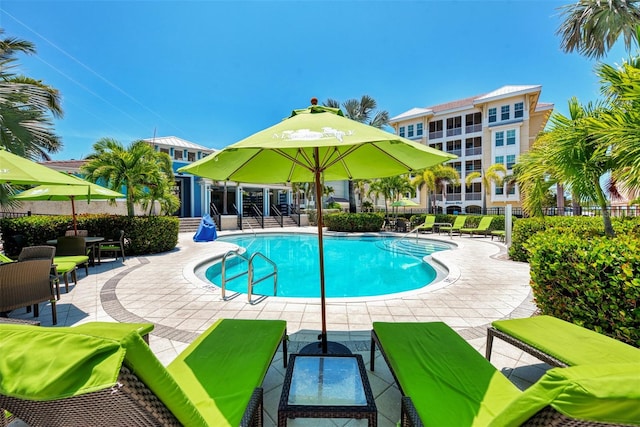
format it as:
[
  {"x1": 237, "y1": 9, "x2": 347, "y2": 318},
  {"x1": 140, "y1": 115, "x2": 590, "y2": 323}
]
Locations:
[
  {"x1": 486, "y1": 315, "x2": 640, "y2": 367},
  {"x1": 371, "y1": 322, "x2": 640, "y2": 427},
  {"x1": 0, "y1": 319, "x2": 287, "y2": 427}
]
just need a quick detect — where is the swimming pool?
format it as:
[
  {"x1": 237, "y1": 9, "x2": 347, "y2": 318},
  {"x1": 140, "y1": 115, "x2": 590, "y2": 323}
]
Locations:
[{"x1": 205, "y1": 233, "x2": 452, "y2": 298}]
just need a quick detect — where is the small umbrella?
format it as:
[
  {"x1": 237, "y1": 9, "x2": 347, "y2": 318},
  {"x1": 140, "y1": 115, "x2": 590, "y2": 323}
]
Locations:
[
  {"x1": 0, "y1": 148, "x2": 84, "y2": 186},
  {"x1": 13, "y1": 174, "x2": 124, "y2": 235},
  {"x1": 179, "y1": 101, "x2": 456, "y2": 353},
  {"x1": 391, "y1": 197, "x2": 420, "y2": 218}
]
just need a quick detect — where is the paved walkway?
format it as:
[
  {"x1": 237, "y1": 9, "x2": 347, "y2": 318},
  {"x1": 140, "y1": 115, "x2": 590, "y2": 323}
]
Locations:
[{"x1": 10, "y1": 228, "x2": 547, "y2": 427}]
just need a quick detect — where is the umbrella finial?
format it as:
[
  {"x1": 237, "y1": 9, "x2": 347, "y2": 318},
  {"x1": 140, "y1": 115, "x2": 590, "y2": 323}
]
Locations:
[{"x1": 310, "y1": 97, "x2": 318, "y2": 105}]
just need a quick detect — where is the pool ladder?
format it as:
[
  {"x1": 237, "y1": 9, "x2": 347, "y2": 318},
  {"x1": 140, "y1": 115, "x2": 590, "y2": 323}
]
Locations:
[{"x1": 220, "y1": 249, "x2": 278, "y2": 303}]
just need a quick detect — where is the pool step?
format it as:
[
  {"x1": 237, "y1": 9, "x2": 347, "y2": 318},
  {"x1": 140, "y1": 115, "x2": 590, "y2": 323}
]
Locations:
[{"x1": 378, "y1": 239, "x2": 450, "y2": 258}]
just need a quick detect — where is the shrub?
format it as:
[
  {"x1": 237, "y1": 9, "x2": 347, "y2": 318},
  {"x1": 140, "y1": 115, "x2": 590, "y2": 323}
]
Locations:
[
  {"x1": 509, "y1": 216, "x2": 640, "y2": 262},
  {"x1": 0, "y1": 214, "x2": 179, "y2": 256},
  {"x1": 525, "y1": 229, "x2": 640, "y2": 347},
  {"x1": 324, "y1": 213, "x2": 384, "y2": 232}
]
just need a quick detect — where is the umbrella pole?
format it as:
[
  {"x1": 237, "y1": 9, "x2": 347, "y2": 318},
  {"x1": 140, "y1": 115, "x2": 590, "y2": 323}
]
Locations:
[
  {"x1": 71, "y1": 196, "x2": 78, "y2": 236},
  {"x1": 314, "y1": 149, "x2": 328, "y2": 354}
]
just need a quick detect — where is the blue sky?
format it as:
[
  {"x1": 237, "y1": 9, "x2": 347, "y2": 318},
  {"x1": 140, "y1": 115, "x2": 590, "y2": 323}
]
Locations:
[{"x1": 0, "y1": 0, "x2": 630, "y2": 161}]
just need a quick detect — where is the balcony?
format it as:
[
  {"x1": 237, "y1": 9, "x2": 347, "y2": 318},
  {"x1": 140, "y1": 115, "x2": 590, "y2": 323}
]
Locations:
[
  {"x1": 428, "y1": 131, "x2": 443, "y2": 139},
  {"x1": 446, "y1": 128, "x2": 462, "y2": 137},
  {"x1": 465, "y1": 124, "x2": 482, "y2": 133},
  {"x1": 465, "y1": 193, "x2": 482, "y2": 201},
  {"x1": 465, "y1": 147, "x2": 482, "y2": 156}
]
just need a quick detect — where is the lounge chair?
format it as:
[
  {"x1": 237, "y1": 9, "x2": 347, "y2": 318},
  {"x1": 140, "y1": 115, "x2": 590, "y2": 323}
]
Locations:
[
  {"x1": 370, "y1": 321, "x2": 640, "y2": 427},
  {"x1": 486, "y1": 315, "x2": 640, "y2": 367},
  {"x1": 0, "y1": 318, "x2": 288, "y2": 427},
  {"x1": 415, "y1": 215, "x2": 436, "y2": 233},
  {"x1": 491, "y1": 230, "x2": 505, "y2": 241},
  {"x1": 459, "y1": 216, "x2": 493, "y2": 237},
  {"x1": 438, "y1": 215, "x2": 467, "y2": 234}
]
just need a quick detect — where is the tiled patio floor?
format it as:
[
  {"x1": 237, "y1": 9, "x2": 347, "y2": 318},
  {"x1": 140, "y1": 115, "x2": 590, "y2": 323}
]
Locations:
[{"x1": 8, "y1": 228, "x2": 548, "y2": 427}]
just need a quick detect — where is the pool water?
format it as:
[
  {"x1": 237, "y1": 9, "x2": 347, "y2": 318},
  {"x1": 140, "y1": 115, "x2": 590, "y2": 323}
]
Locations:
[{"x1": 205, "y1": 234, "x2": 451, "y2": 298}]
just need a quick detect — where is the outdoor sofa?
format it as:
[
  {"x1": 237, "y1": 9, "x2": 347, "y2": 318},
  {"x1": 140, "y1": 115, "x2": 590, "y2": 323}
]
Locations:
[
  {"x1": 370, "y1": 321, "x2": 640, "y2": 426},
  {"x1": 0, "y1": 318, "x2": 288, "y2": 426},
  {"x1": 486, "y1": 315, "x2": 640, "y2": 367}
]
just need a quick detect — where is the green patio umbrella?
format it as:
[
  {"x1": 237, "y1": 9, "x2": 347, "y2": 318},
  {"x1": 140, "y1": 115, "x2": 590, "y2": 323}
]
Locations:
[
  {"x1": 0, "y1": 148, "x2": 85, "y2": 186},
  {"x1": 13, "y1": 174, "x2": 124, "y2": 235},
  {"x1": 179, "y1": 101, "x2": 456, "y2": 353},
  {"x1": 391, "y1": 198, "x2": 420, "y2": 208}
]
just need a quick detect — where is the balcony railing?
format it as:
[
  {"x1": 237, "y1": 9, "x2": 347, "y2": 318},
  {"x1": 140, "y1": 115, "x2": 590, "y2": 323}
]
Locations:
[
  {"x1": 465, "y1": 193, "x2": 482, "y2": 200},
  {"x1": 465, "y1": 147, "x2": 482, "y2": 156},
  {"x1": 446, "y1": 128, "x2": 462, "y2": 137},
  {"x1": 428, "y1": 131, "x2": 443, "y2": 139},
  {"x1": 446, "y1": 194, "x2": 462, "y2": 201},
  {"x1": 465, "y1": 124, "x2": 482, "y2": 133}
]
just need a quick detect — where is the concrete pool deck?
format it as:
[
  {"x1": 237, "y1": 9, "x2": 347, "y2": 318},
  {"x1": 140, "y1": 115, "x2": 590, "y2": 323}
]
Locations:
[{"x1": 9, "y1": 228, "x2": 547, "y2": 427}]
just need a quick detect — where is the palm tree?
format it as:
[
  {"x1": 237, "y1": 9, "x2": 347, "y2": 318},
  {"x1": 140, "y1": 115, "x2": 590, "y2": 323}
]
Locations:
[
  {"x1": 556, "y1": 0, "x2": 640, "y2": 58},
  {"x1": 369, "y1": 175, "x2": 413, "y2": 219},
  {"x1": 514, "y1": 136, "x2": 559, "y2": 218},
  {"x1": 412, "y1": 165, "x2": 460, "y2": 213},
  {"x1": 81, "y1": 138, "x2": 176, "y2": 217},
  {"x1": 324, "y1": 96, "x2": 390, "y2": 213},
  {"x1": 465, "y1": 163, "x2": 507, "y2": 214},
  {"x1": 0, "y1": 31, "x2": 63, "y2": 160},
  {"x1": 522, "y1": 97, "x2": 616, "y2": 236}
]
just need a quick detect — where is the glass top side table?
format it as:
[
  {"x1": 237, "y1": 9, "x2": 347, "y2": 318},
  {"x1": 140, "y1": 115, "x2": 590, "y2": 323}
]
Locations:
[{"x1": 278, "y1": 354, "x2": 377, "y2": 426}]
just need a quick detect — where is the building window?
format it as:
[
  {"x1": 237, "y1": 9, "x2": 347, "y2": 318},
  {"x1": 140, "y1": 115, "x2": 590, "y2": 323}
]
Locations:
[
  {"x1": 495, "y1": 155, "x2": 504, "y2": 165},
  {"x1": 495, "y1": 186, "x2": 504, "y2": 195},
  {"x1": 465, "y1": 159, "x2": 482, "y2": 172},
  {"x1": 465, "y1": 137, "x2": 482, "y2": 156},
  {"x1": 465, "y1": 112, "x2": 482, "y2": 133},
  {"x1": 446, "y1": 140, "x2": 462, "y2": 156},
  {"x1": 495, "y1": 131, "x2": 504, "y2": 147},
  {"x1": 408, "y1": 124, "x2": 414, "y2": 138},
  {"x1": 188, "y1": 152, "x2": 195, "y2": 162},
  {"x1": 488, "y1": 108, "x2": 497, "y2": 123},
  {"x1": 507, "y1": 181, "x2": 516, "y2": 195},
  {"x1": 514, "y1": 102, "x2": 524, "y2": 118},
  {"x1": 446, "y1": 116, "x2": 462, "y2": 136},
  {"x1": 451, "y1": 161, "x2": 462, "y2": 175},
  {"x1": 399, "y1": 126, "x2": 405, "y2": 137},
  {"x1": 160, "y1": 148, "x2": 169, "y2": 154},
  {"x1": 429, "y1": 142, "x2": 443, "y2": 151},
  {"x1": 429, "y1": 120, "x2": 443, "y2": 139},
  {"x1": 506, "y1": 129, "x2": 516, "y2": 145},
  {"x1": 501, "y1": 105, "x2": 510, "y2": 121},
  {"x1": 506, "y1": 154, "x2": 516, "y2": 169},
  {"x1": 416, "y1": 123, "x2": 423, "y2": 136},
  {"x1": 174, "y1": 150, "x2": 183, "y2": 160}
]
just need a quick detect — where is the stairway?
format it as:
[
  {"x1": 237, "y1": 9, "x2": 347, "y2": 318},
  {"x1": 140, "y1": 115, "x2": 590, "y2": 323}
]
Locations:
[{"x1": 180, "y1": 216, "x2": 299, "y2": 233}]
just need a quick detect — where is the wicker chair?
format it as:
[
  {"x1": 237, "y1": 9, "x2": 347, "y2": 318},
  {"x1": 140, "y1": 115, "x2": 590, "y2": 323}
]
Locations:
[
  {"x1": 54, "y1": 236, "x2": 89, "y2": 276},
  {"x1": 17, "y1": 246, "x2": 62, "y2": 300},
  {"x1": 0, "y1": 259, "x2": 56, "y2": 325},
  {"x1": 97, "y1": 230, "x2": 125, "y2": 263}
]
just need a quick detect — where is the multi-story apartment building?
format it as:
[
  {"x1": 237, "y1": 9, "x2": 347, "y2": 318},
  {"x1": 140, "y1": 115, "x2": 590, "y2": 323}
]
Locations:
[{"x1": 389, "y1": 85, "x2": 553, "y2": 214}]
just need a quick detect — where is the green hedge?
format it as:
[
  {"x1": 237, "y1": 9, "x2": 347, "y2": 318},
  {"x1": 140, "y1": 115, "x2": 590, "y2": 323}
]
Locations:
[
  {"x1": 525, "y1": 229, "x2": 640, "y2": 346},
  {"x1": 509, "y1": 216, "x2": 640, "y2": 262},
  {"x1": 324, "y1": 212, "x2": 384, "y2": 232},
  {"x1": 0, "y1": 214, "x2": 179, "y2": 257}
]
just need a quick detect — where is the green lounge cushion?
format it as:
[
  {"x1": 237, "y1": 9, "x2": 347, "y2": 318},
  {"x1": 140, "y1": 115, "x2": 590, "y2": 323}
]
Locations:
[
  {"x1": 373, "y1": 322, "x2": 520, "y2": 426},
  {"x1": 490, "y1": 363, "x2": 640, "y2": 426},
  {"x1": 492, "y1": 316, "x2": 640, "y2": 366},
  {"x1": 54, "y1": 261, "x2": 76, "y2": 274},
  {"x1": 0, "y1": 322, "x2": 206, "y2": 426},
  {"x1": 168, "y1": 318, "x2": 286, "y2": 427},
  {"x1": 0, "y1": 324, "x2": 125, "y2": 401},
  {"x1": 440, "y1": 215, "x2": 467, "y2": 231},
  {"x1": 0, "y1": 253, "x2": 13, "y2": 263}
]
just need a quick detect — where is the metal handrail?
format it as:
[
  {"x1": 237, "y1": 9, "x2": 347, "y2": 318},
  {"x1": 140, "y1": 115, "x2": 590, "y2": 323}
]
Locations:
[
  {"x1": 270, "y1": 204, "x2": 284, "y2": 227},
  {"x1": 247, "y1": 252, "x2": 278, "y2": 303},
  {"x1": 220, "y1": 250, "x2": 249, "y2": 300}
]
